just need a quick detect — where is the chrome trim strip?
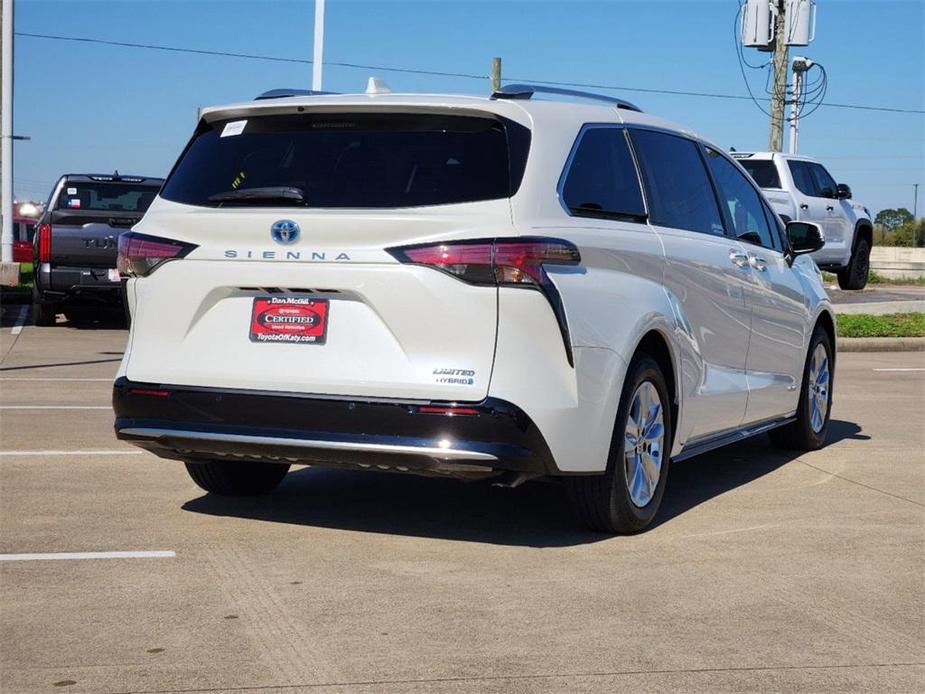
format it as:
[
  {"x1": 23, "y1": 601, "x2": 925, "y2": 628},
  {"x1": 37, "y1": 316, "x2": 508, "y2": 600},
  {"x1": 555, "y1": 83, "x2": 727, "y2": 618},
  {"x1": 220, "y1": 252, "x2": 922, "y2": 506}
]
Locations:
[
  {"x1": 120, "y1": 427, "x2": 499, "y2": 462},
  {"x1": 673, "y1": 416, "x2": 796, "y2": 462}
]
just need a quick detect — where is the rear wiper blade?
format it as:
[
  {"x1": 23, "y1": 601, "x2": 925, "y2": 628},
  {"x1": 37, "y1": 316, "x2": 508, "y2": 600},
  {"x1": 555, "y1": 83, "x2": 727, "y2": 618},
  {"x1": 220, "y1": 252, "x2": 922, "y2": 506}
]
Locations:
[{"x1": 208, "y1": 186, "x2": 306, "y2": 205}]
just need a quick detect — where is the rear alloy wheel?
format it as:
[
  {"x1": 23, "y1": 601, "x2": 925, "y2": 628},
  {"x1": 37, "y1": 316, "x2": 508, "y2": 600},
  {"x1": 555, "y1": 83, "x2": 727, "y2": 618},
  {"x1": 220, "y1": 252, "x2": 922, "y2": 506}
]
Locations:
[
  {"x1": 837, "y1": 237, "x2": 870, "y2": 291},
  {"x1": 566, "y1": 355, "x2": 672, "y2": 534},
  {"x1": 184, "y1": 460, "x2": 290, "y2": 496},
  {"x1": 771, "y1": 328, "x2": 833, "y2": 450}
]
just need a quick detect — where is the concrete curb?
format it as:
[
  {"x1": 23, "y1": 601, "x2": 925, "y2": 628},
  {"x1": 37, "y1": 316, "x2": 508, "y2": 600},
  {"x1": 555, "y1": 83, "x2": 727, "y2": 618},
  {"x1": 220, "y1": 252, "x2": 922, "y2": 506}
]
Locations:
[{"x1": 838, "y1": 337, "x2": 925, "y2": 352}]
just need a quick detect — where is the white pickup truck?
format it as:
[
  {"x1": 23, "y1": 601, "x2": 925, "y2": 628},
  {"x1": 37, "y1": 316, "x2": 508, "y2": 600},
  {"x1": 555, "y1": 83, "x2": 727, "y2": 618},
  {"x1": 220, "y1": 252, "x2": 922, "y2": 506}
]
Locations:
[{"x1": 732, "y1": 152, "x2": 873, "y2": 290}]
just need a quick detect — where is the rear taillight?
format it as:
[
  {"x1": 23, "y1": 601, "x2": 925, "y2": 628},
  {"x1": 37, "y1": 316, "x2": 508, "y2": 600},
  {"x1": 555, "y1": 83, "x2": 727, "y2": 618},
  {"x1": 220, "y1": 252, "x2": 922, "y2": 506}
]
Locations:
[
  {"x1": 37, "y1": 223, "x2": 52, "y2": 262},
  {"x1": 388, "y1": 237, "x2": 581, "y2": 365},
  {"x1": 117, "y1": 232, "x2": 197, "y2": 277}
]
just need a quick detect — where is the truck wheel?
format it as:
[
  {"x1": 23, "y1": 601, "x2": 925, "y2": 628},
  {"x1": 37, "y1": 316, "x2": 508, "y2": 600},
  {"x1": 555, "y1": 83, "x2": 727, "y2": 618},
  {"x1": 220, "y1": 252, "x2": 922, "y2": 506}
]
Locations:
[
  {"x1": 771, "y1": 328, "x2": 833, "y2": 451},
  {"x1": 836, "y1": 238, "x2": 870, "y2": 290},
  {"x1": 31, "y1": 288, "x2": 58, "y2": 326},
  {"x1": 565, "y1": 354, "x2": 672, "y2": 534},
  {"x1": 184, "y1": 460, "x2": 290, "y2": 496}
]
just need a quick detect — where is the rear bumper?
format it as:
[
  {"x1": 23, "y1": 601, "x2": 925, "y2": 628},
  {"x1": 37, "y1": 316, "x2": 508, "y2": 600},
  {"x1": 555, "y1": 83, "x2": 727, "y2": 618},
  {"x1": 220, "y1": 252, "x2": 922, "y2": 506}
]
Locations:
[
  {"x1": 37, "y1": 265, "x2": 121, "y2": 304},
  {"x1": 113, "y1": 378, "x2": 558, "y2": 479}
]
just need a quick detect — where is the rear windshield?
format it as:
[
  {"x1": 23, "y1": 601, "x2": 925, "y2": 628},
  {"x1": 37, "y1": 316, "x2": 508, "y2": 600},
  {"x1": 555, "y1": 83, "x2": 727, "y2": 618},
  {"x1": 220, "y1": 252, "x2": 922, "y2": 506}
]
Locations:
[
  {"x1": 56, "y1": 182, "x2": 161, "y2": 213},
  {"x1": 160, "y1": 112, "x2": 530, "y2": 209},
  {"x1": 737, "y1": 160, "x2": 781, "y2": 189}
]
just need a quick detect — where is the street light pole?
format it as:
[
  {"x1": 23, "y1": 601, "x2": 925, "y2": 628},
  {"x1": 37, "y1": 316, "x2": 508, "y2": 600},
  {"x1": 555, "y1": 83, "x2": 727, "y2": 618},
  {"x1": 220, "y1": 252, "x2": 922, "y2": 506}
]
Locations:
[
  {"x1": 312, "y1": 0, "x2": 325, "y2": 92},
  {"x1": 1, "y1": 0, "x2": 14, "y2": 263}
]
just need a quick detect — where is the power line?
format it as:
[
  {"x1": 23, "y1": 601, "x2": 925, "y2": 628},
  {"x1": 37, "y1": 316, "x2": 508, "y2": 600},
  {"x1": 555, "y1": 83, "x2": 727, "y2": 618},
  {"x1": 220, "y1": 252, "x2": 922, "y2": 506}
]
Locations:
[{"x1": 14, "y1": 31, "x2": 925, "y2": 115}]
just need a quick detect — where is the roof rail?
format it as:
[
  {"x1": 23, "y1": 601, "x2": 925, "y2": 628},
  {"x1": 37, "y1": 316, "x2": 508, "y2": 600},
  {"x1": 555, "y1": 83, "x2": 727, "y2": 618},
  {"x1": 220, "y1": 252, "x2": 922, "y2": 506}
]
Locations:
[
  {"x1": 491, "y1": 84, "x2": 642, "y2": 112},
  {"x1": 254, "y1": 88, "x2": 338, "y2": 101}
]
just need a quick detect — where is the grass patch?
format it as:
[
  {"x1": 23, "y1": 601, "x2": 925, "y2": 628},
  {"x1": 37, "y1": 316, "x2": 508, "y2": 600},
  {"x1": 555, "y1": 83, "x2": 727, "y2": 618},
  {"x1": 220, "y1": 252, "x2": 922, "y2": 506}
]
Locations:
[
  {"x1": 821, "y1": 269, "x2": 925, "y2": 287},
  {"x1": 18, "y1": 262, "x2": 33, "y2": 289},
  {"x1": 837, "y1": 313, "x2": 925, "y2": 338}
]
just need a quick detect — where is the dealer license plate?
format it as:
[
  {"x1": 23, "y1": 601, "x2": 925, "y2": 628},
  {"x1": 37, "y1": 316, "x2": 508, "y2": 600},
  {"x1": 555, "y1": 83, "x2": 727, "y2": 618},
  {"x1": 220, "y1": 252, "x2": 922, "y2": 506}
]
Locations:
[{"x1": 249, "y1": 297, "x2": 329, "y2": 345}]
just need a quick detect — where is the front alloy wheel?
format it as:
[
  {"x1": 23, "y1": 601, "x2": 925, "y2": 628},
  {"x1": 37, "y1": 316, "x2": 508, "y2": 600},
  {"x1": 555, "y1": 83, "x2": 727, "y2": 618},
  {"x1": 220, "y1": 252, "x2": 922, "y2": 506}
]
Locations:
[{"x1": 771, "y1": 327, "x2": 834, "y2": 450}]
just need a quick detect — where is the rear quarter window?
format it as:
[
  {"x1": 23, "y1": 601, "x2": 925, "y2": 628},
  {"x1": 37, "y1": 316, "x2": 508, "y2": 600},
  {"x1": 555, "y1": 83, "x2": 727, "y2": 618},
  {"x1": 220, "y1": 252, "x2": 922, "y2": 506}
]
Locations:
[
  {"x1": 560, "y1": 126, "x2": 646, "y2": 221},
  {"x1": 161, "y1": 112, "x2": 530, "y2": 209}
]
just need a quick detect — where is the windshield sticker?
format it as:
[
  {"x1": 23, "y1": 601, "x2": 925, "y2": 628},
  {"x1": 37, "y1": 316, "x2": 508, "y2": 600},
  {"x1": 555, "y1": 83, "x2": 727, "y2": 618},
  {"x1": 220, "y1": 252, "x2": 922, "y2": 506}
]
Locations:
[
  {"x1": 221, "y1": 120, "x2": 247, "y2": 138},
  {"x1": 67, "y1": 198, "x2": 81, "y2": 208},
  {"x1": 67, "y1": 187, "x2": 77, "y2": 195}
]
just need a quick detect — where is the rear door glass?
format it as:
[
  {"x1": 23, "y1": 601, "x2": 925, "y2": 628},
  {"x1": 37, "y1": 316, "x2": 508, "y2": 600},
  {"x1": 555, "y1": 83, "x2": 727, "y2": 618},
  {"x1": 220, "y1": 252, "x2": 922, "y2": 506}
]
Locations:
[
  {"x1": 738, "y1": 160, "x2": 781, "y2": 189},
  {"x1": 161, "y1": 113, "x2": 530, "y2": 209},
  {"x1": 787, "y1": 161, "x2": 819, "y2": 197},
  {"x1": 560, "y1": 126, "x2": 645, "y2": 220},
  {"x1": 629, "y1": 129, "x2": 724, "y2": 236},
  {"x1": 56, "y1": 183, "x2": 160, "y2": 213}
]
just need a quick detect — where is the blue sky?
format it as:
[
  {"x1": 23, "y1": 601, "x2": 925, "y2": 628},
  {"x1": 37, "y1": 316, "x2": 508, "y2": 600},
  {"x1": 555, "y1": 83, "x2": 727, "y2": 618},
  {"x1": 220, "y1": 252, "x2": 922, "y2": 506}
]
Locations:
[{"x1": 12, "y1": 0, "x2": 925, "y2": 216}]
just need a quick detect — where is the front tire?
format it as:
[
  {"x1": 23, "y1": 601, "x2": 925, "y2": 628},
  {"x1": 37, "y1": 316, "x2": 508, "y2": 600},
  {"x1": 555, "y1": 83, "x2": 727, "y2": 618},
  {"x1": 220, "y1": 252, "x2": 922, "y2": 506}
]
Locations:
[
  {"x1": 184, "y1": 460, "x2": 290, "y2": 496},
  {"x1": 837, "y1": 237, "x2": 870, "y2": 290},
  {"x1": 565, "y1": 354, "x2": 673, "y2": 534},
  {"x1": 771, "y1": 328, "x2": 833, "y2": 450}
]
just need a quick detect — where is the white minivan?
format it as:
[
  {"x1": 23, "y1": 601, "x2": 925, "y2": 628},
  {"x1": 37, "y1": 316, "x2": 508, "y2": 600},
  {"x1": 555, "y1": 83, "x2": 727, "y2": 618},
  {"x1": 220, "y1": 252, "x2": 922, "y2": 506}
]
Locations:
[{"x1": 114, "y1": 84, "x2": 835, "y2": 533}]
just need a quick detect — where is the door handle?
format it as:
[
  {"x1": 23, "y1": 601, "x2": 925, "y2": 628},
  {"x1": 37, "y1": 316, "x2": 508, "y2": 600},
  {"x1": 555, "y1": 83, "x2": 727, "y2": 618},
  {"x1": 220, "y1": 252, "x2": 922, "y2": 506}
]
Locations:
[
  {"x1": 800, "y1": 203, "x2": 809, "y2": 210},
  {"x1": 749, "y1": 255, "x2": 768, "y2": 272},
  {"x1": 826, "y1": 205, "x2": 835, "y2": 212},
  {"x1": 729, "y1": 250, "x2": 750, "y2": 268}
]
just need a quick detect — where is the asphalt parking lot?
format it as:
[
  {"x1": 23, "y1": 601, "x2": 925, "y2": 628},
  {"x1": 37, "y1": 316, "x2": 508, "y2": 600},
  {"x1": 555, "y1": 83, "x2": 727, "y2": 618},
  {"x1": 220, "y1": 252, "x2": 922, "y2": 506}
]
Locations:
[{"x1": 1, "y1": 312, "x2": 923, "y2": 694}]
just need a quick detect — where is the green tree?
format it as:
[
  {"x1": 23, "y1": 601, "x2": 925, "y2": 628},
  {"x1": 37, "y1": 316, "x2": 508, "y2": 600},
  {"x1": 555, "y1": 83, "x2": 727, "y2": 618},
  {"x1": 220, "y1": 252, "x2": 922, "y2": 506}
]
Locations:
[{"x1": 875, "y1": 207, "x2": 914, "y2": 231}]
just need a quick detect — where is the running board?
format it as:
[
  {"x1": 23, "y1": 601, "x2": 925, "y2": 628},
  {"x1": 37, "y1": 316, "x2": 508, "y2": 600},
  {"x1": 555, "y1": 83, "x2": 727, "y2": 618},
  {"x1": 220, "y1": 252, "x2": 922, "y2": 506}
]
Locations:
[{"x1": 672, "y1": 416, "x2": 796, "y2": 463}]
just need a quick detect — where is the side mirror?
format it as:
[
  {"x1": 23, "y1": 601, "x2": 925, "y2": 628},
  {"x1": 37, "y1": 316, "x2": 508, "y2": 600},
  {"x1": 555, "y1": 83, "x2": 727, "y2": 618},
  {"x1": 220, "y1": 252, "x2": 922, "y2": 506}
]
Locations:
[
  {"x1": 787, "y1": 221, "x2": 825, "y2": 256},
  {"x1": 836, "y1": 183, "x2": 852, "y2": 199}
]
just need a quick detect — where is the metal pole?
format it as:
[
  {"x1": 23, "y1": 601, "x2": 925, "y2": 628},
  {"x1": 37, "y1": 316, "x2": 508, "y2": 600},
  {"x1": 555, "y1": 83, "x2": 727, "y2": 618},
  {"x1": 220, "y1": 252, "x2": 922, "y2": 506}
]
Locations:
[
  {"x1": 312, "y1": 0, "x2": 325, "y2": 92},
  {"x1": 490, "y1": 57, "x2": 501, "y2": 94},
  {"x1": 1, "y1": 0, "x2": 14, "y2": 263},
  {"x1": 768, "y1": 0, "x2": 789, "y2": 152},
  {"x1": 914, "y1": 183, "x2": 920, "y2": 247},
  {"x1": 788, "y1": 66, "x2": 802, "y2": 154}
]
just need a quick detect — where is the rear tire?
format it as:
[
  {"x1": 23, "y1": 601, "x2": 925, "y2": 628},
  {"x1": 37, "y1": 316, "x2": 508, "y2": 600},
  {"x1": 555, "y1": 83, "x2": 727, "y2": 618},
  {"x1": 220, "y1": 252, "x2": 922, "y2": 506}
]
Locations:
[
  {"x1": 31, "y1": 287, "x2": 57, "y2": 326},
  {"x1": 770, "y1": 328, "x2": 833, "y2": 451},
  {"x1": 565, "y1": 354, "x2": 673, "y2": 534},
  {"x1": 836, "y1": 237, "x2": 870, "y2": 290},
  {"x1": 184, "y1": 460, "x2": 290, "y2": 496}
]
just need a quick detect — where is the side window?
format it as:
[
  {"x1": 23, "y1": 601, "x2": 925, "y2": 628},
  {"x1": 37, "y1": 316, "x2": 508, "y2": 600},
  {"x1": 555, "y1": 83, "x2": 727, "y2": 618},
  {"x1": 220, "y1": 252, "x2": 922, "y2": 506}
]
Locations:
[
  {"x1": 761, "y1": 200, "x2": 787, "y2": 251},
  {"x1": 704, "y1": 147, "x2": 777, "y2": 250},
  {"x1": 809, "y1": 163, "x2": 837, "y2": 198},
  {"x1": 788, "y1": 160, "x2": 819, "y2": 197},
  {"x1": 629, "y1": 129, "x2": 724, "y2": 236},
  {"x1": 561, "y1": 127, "x2": 646, "y2": 220}
]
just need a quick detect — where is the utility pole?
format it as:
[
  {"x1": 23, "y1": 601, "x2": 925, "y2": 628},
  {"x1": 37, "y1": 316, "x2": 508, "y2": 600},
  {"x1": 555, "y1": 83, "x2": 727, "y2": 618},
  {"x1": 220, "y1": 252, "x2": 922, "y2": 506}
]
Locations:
[
  {"x1": 312, "y1": 0, "x2": 325, "y2": 92},
  {"x1": 1, "y1": 0, "x2": 14, "y2": 265},
  {"x1": 490, "y1": 57, "x2": 501, "y2": 94},
  {"x1": 768, "y1": 0, "x2": 789, "y2": 152}
]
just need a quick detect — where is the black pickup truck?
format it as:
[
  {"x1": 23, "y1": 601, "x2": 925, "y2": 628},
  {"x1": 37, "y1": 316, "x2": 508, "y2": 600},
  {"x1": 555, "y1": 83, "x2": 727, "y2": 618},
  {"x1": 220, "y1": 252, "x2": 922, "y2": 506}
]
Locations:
[{"x1": 32, "y1": 173, "x2": 163, "y2": 325}]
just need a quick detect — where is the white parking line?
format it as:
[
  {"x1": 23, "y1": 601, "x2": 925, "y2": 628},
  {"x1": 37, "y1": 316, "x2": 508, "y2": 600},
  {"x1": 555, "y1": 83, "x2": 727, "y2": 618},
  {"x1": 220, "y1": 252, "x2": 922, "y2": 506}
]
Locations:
[
  {"x1": 0, "y1": 551, "x2": 175, "y2": 562},
  {"x1": 10, "y1": 305, "x2": 28, "y2": 335},
  {"x1": 872, "y1": 368, "x2": 925, "y2": 372},
  {"x1": 0, "y1": 450, "x2": 143, "y2": 457},
  {"x1": 0, "y1": 378, "x2": 113, "y2": 382},
  {"x1": 0, "y1": 405, "x2": 111, "y2": 410}
]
